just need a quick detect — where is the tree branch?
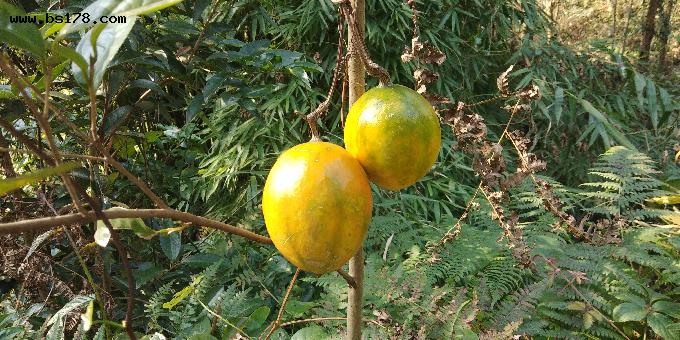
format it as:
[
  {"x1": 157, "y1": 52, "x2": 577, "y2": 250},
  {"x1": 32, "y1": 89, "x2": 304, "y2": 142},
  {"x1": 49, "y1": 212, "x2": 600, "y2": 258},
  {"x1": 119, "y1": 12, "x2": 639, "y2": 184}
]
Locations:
[
  {"x1": 0, "y1": 208, "x2": 274, "y2": 245},
  {"x1": 336, "y1": 269, "x2": 357, "y2": 289}
]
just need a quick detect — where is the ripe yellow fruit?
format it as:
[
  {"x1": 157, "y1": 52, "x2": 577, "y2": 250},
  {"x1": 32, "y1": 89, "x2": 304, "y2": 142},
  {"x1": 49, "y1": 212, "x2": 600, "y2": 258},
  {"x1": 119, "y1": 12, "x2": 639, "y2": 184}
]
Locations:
[
  {"x1": 262, "y1": 141, "x2": 373, "y2": 274},
  {"x1": 344, "y1": 84, "x2": 441, "y2": 190}
]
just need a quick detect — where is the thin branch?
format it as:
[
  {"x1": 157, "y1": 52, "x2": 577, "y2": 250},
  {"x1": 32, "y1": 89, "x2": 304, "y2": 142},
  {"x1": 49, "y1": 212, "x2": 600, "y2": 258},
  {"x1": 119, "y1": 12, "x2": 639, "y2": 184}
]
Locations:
[
  {"x1": 38, "y1": 192, "x2": 111, "y2": 334},
  {"x1": 265, "y1": 268, "x2": 301, "y2": 340},
  {"x1": 197, "y1": 298, "x2": 251, "y2": 339},
  {"x1": 0, "y1": 208, "x2": 274, "y2": 245},
  {"x1": 296, "y1": 8, "x2": 347, "y2": 141},
  {"x1": 37, "y1": 65, "x2": 88, "y2": 215},
  {"x1": 101, "y1": 151, "x2": 169, "y2": 209},
  {"x1": 280, "y1": 317, "x2": 347, "y2": 327},
  {"x1": 280, "y1": 317, "x2": 384, "y2": 328},
  {"x1": 0, "y1": 118, "x2": 53, "y2": 165},
  {"x1": 336, "y1": 269, "x2": 357, "y2": 289},
  {"x1": 0, "y1": 147, "x2": 106, "y2": 161}
]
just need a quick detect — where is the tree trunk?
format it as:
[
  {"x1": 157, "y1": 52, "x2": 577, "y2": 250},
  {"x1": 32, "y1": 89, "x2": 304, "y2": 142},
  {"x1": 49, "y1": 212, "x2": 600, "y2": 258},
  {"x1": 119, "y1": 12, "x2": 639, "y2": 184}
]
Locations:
[
  {"x1": 346, "y1": 0, "x2": 365, "y2": 339},
  {"x1": 639, "y1": 0, "x2": 661, "y2": 63},
  {"x1": 610, "y1": 0, "x2": 618, "y2": 38},
  {"x1": 658, "y1": 0, "x2": 675, "y2": 71},
  {"x1": 621, "y1": 0, "x2": 635, "y2": 54}
]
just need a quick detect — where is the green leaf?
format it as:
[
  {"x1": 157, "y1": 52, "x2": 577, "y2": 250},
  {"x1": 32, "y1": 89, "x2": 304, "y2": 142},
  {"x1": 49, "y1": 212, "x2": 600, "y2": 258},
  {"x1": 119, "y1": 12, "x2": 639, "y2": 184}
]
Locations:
[
  {"x1": 244, "y1": 306, "x2": 270, "y2": 332},
  {"x1": 159, "y1": 232, "x2": 181, "y2": 260},
  {"x1": 613, "y1": 302, "x2": 648, "y2": 322},
  {"x1": 46, "y1": 294, "x2": 94, "y2": 326},
  {"x1": 291, "y1": 325, "x2": 329, "y2": 340},
  {"x1": 284, "y1": 300, "x2": 316, "y2": 318},
  {"x1": 130, "y1": 79, "x2": 163, "y2": 93},
  {"x1": 648, "y1": 312, "x2": 678, "y2": 340},
  {"x1": 652, "y1": 300, "x2": 680, "y2": 319},
  {"x1": 94, "y1": 221, "x2": 112, "y2": 247},
  {"x1": 583, "y1": 312, "x2": 593, "y2": 329},
  {"x1": 634, "y1": 71, "x2": 645, "y2": 108},
  {"x1": 46, "y1": 313, "x2": 65, "y2": 340},
  {"x1": 51, "y1": 45, "x2": 88, "y2": 79},
  {"x1": 187, "y1": 335, "x2": 217, "y2": 340},
  {"x1": 187, "y1": 94, "x2": 204, "y2": 122},
  {"x1": 92, "y1": 327, "x2": 105, "y2": 340},
  {"x1": 0, "y1": 162, "x2": 80, "y2": 196},
  {"x1": 102, "y1": 106, "x2": 133, "y2": 139},
  {"x1": 646, "y1": 78, "x2": 658, "y2": 130},
  {"x1": 648, "y1": 195, "x2": 680, "y2": 205},
  {"x1": 579, "y1": 99, "x2": 636, "y2": 150},
  {"x1": 0, "y1": 3, "x2": 45, "y2": 58},
  {"x1": 553, "y1": 86, "x2": 563, "y2": 123},
  {"x1": 95, "y1": 207, "x2": 157, "y2": 242},
  {"x1": 162, "y1": 274, "x2": 203, "y2": 310},
  {"x1": 73, "y1": 19, "x2": 136, "y2": 87},
  {"x1": 80, "y1": 301, "x2": 94, "y2": 331}
]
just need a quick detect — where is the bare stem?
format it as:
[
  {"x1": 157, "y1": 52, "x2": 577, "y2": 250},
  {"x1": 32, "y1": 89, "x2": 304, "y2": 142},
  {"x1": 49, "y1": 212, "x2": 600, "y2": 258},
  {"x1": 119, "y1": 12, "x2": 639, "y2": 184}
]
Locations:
[
  {"x1": 298, "y1": 8, "x2": 348, "y2": 141},
  {"x1": 265, "y1": 268, "x2": 301, "y2": 340}
]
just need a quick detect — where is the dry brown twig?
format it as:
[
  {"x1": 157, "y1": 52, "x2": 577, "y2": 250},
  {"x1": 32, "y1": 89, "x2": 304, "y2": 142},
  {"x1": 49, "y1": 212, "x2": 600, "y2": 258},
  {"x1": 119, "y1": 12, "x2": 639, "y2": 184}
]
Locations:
[
  {"x1": 264, "y1": 268, "x2": 301, "y2": 340},
  {"x1": 296, "y1": 11, "x2": 348, "y2": 141},
  {"x1": 333, "y1": 0, "x2": 391, "y2": 86}
]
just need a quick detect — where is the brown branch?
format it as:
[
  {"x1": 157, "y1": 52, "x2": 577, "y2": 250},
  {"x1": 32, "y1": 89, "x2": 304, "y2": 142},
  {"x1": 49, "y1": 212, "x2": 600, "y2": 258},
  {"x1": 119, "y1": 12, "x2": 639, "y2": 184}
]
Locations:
[
  {"x1": 0, "y1": 147, "x2": 106, "y2": 162},
  {"x1": 74, "y1": 190, "x2": 137, "y2": 340},
  {"x1": 0, "y1": 118, "x2": 54, "y2": 166},
  {"x1": 0, "y1": 134, "x2": 18, "y2": 178},
  {"x1": 0, "y1": 208, "x2": 274, "y2": 244},
  {"x1": 280, "y1": 317, "x2": 347, "y2": 327},
  {"x1": 336, "y1": 269, "x2": 357, "y2": 289},
  {"x1": 102, "y1": 151, "x2": 170, "y2": 209},
  {"x1": 336, "y1": 0, "x2": 391, "y2": 86},
  {"x1": 279, "y1": 317, "x2": 383, "y2": 328},
  {"x1": 38, "y1": 66, "x2": 87, "y2": 215},
  {"x1": 296, "y1": 8, "x2": 347, "y2": 141},
  {"x1": 265, "y1": 268, "x2": 301, "y2": 340}
]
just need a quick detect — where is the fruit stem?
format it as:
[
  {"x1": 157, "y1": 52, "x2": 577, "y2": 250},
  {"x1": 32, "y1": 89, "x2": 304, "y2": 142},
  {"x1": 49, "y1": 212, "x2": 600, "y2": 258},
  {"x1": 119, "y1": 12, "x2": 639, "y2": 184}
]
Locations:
[
  {"x1": 298, "y1": 7, "x2": 348, "y2": 141},
  {"x1": 337, "y1": 0, "x2": 392, "y2": 87}
]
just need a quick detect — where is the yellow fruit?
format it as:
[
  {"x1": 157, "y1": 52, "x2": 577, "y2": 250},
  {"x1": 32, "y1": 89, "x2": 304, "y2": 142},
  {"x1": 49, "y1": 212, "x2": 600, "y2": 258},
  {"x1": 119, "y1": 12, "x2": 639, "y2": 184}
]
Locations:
[
  {"x1": 262, "y1": 141, "x2": 373, "y2": 274},
  {"x1": 344, "y1": 84, "x2": 441, "y2": 190}
]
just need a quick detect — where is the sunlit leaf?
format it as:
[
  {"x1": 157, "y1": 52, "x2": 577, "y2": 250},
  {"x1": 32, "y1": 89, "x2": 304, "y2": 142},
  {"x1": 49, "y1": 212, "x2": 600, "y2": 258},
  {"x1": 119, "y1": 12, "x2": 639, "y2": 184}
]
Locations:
[{"x1": 0, "y1": 162, "x2": 79, "y2": 196}]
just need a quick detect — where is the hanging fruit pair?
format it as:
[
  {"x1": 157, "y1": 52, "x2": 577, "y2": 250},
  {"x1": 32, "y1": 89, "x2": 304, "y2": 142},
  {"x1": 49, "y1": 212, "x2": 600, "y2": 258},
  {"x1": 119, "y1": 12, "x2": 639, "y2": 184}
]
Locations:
[
  {"x1": 263, "y1": 85, "x2": 440, "y2": 274},
  {"x1": 262, "y1": 0, "x2": 440, "y2": 275}
]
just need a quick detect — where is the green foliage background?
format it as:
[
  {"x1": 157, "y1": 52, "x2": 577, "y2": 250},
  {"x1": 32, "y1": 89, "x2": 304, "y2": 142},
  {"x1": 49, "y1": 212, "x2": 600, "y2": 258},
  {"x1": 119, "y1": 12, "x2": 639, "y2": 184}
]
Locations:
[{"x1": 0, "y1": 0, "x2": 679, "y2": 339}]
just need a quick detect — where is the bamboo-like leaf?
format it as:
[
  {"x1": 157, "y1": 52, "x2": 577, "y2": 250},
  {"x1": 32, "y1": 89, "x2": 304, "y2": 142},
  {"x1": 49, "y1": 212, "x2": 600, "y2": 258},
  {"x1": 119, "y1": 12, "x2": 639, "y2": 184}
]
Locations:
[
  {"x1": 647, "y1": 78, "x2": 658, "y2": 130},
  {"x1": 579, "y1": 99, "x2": 636, "y2": 150},
  {"x1": 634, "y1": 71, "x2": 645, "y2": 108},
  {"x1": 162, "y1": 274, "x2": 203, "y2": 310},
  {"x1": 0, "y1": 162, "x2": 79, "y2": 196},
  {"x1": 553, "y1": 86, "x2": 563, "y2": 123}
]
